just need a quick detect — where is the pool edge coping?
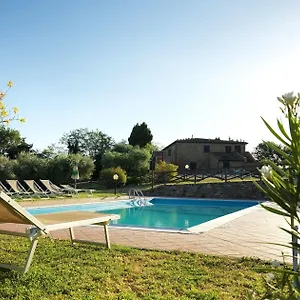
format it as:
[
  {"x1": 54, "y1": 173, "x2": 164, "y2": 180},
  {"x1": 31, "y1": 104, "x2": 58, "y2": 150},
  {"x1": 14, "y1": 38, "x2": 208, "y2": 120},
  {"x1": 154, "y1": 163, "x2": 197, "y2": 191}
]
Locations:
[{"x1": 187, "y1": 204, "x2": 262, "y2": 233}]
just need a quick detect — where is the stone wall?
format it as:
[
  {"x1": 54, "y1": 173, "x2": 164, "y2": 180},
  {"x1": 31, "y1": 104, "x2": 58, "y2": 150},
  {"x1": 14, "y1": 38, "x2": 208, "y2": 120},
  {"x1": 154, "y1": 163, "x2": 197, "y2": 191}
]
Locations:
[{"x1": 144, "y1": 181, "x2": 267, "y2": 200}]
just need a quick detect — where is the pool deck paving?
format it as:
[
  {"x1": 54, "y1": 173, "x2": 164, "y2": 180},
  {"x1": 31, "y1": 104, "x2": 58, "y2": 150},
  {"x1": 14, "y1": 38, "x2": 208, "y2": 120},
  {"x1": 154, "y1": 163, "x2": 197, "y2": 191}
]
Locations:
[{"x1": 1, "y1": 196, "x2": 292, "y2": 262}]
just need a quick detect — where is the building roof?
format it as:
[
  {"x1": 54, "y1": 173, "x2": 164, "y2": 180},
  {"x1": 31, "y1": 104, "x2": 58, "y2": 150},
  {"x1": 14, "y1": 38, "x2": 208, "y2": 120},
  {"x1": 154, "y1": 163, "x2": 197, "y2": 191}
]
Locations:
[{"x1": 162, "y1": 138, "x2": 247, "y2": 150}]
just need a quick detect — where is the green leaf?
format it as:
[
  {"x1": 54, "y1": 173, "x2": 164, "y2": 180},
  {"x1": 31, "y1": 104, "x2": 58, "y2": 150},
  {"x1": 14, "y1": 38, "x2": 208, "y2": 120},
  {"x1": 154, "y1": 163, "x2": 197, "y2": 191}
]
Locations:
[
  {"x1": 261, "y1": 117, "x2": 290, "y2": 147},
  {"x1": 261, "y1": 241, "x2": 293, "y2": 249},
  {"x1": 288, "y1": 111, "x2": 299, "y2": 142},
  {"x1": 264, "y1": 141, "x2": 292, "y2": 164},
  {"x1": 279, "y1": 227, "x2": 300, "y2": 239},
  {"x1": 260, "y1": 204, "x2": 291, "y2": 217},
  {"x1": 277, "y1": 119, "x2": 292, "y2": 142},
  {"x1": 264, "y1": 159, "x2": 289, "y2": 178},
  {"x1": 260, "y1": 179, "x2": 294, "y2": 214},
  {"x1": 253, "y1": 180, "x2": 268, "y2": 195}
]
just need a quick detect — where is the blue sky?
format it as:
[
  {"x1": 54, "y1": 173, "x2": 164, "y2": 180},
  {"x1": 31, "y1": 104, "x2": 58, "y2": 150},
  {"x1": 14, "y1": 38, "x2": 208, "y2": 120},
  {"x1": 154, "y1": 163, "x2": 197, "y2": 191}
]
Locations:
[{"x1": 1, "y1": 0, "x2": 300, "y2": 152}]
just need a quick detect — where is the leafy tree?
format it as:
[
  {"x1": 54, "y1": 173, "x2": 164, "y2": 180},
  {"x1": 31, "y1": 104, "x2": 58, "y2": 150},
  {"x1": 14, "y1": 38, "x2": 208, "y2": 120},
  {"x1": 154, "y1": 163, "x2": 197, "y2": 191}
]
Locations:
[
  {"x1": 6, "y1": 142, "x2": 33, "y2": 159},
  {"x1": 128, "y1": 122, "x2": 153, "y2": 148},
  {"x1": 34, "y1": 144, "x2": 68, "y2": 159},
  {"x1": 60, "y1": 128, "x2": 114, "y2": 177},
  {"x1": 60, "y1": 128, "x2": 114, "y2": 157},
  {"x1": 67, "y1": 139, "x2": 80, "y2": 154},
  {"x1": 47, "y1": 154, "x2": 94, "y2": 184},
  {"x1": 13, "y1": 152, "x2": 48, "y2": 181},
  {"x1": 102, "y1": 143, "x2": 151, "y2": 180},
  {"x1": 60, "y1": 128, "x2": 86, "y2": 154},
  {"x1": 0, "y1": 127, "x2": 32, "y2": 159},
  {"x1": 0, "y1": 155, "x2": 15, "y2": 181},
  {"x1": 144, "y1": 142, "x2": 161, "y2": 154},
  {"x1": 99, "y1": 167, "x2": 127, "y2": 188},
  {"x1": 252, "y1": 141, "x2": 291, "y2": 165},
  {"x1": 73, "y1": 154, "x2": 95, "y2": 182}
]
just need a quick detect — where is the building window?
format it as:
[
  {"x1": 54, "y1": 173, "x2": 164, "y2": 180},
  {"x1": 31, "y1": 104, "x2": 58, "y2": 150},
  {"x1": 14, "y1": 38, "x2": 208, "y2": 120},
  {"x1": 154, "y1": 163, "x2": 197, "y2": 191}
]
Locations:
[
  {"x1": 167, "y1": 149, "x2": 171, "y2": 156},
  {"x1": 234, "y1": 145, "x2": 241, "y2": 153},
  {"x1": 225, "y1": 146, "x2": 231, "y2": 153},
  {"x1": 204, "y1": 145, "x2": 210, "y2": 153}
]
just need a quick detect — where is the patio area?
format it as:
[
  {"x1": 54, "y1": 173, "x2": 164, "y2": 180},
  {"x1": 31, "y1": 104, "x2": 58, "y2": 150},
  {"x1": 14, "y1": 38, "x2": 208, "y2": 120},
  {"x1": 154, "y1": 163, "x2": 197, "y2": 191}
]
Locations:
[{"x1": 1, "y1": 197, "x2": 290, "y2": 262}]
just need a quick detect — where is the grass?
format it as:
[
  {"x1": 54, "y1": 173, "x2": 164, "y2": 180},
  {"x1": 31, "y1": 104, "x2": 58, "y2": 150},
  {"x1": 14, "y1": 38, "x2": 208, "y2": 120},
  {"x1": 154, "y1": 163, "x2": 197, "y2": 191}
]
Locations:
[
  {"x1": 16, "y1": 192, "x2": 127, "y2": 203},
  {"x1": 140, "y1": 177, "x2": 260, "y2": 191},
  {"x1": 75, "y1": 192, "x2": 127, "y2": 199},
  {"x1": 0, "y1": 235, "x2": 269, "y2": 299}
]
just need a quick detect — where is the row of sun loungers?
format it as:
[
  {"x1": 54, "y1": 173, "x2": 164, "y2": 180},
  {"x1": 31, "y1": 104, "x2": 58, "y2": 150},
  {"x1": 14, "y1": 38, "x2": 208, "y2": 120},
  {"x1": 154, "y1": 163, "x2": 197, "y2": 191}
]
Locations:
[{"x1": 0, "y1": 180, "x2": 90, "y2": 199}]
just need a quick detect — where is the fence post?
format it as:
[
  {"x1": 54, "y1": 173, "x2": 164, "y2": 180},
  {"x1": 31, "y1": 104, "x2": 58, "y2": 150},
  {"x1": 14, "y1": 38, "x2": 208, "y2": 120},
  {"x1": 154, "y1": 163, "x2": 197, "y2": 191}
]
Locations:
[
  {"x1": 164, "y1": 172, "x2": 167, "y2": 186},
  {"x1": 194, "y1": 172, "x2": 196, "y2": 185},
  {"x1": 224, "y1": 168, "x2": 227, "y2": 182}
]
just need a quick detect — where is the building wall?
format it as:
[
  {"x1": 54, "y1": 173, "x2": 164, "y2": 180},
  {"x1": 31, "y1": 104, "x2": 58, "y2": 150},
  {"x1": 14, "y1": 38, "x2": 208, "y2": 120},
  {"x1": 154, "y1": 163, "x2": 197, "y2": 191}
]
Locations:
[
  {"x1": 176, "y1": 143, "x2": 211, "y2": 169},
  {"x1": 209, "y1": 143, "x2": 246, "y2": 153},
  {"x1": 210, "y1": 156, "x2": 246, "y2": 169},
  {"x1": 163, "y1": 144, "x2": 177, "y2": 164},
  {"x1": 163, "y1": 142, "x2": 246, "y2": 170}
]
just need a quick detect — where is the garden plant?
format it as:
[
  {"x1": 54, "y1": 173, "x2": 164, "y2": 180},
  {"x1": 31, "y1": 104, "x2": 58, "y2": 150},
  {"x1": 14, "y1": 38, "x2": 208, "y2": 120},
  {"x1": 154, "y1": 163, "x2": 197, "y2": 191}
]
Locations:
[{"x1": 249, "y1": 92, "x2": 300, "y2": 299}]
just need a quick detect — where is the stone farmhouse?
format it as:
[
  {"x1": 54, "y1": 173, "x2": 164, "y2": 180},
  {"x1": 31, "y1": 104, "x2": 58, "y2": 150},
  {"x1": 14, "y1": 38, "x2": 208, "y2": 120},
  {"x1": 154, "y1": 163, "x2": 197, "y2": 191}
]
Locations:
[{"x1": 159, "y1": 138, "x2": 256, "y2": 171}]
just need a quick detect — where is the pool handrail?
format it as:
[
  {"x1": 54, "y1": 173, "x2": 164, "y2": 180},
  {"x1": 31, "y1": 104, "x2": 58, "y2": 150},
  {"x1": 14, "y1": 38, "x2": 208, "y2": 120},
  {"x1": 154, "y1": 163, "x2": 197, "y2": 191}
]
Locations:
[{"x1": 128, "y1": 188, "x2": 145, "y2": 200}]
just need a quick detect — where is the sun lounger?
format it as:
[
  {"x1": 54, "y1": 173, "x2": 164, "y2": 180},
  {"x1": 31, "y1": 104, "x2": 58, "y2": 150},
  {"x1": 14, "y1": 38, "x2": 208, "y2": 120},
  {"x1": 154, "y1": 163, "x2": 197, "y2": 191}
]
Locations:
[
  {"x1": 60, "y1": 184, "x2": 95, "y2": 195},
  {"x1": 0, "y1": 181, "x2": 16, "y2": 198},
  {"x1": 40, "y1": 180, "x2": 71, "y2": 196},
  {"x1": 23, "y1": 180, "x2": 50, "y2": 199},
  {"x1": 0, "y1": 191, "x2": 120, "y2": 273},
  {"x1": 6, "y1": 180, "x2": 32, "y2": 199}
]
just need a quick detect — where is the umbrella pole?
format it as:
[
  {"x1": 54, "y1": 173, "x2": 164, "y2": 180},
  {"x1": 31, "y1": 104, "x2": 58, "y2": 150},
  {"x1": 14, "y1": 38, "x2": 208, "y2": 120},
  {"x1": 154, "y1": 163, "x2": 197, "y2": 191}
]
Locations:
[{"x1": 74, "y1": 179, "x2": 77, "y2": 189}]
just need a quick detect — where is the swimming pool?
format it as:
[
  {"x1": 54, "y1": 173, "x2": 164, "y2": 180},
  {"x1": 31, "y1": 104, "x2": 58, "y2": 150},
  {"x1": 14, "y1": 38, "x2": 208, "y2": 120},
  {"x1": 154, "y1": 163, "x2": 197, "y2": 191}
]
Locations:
[{"x1": 27, "y1": 198, "x2": 259, "y2": 232}]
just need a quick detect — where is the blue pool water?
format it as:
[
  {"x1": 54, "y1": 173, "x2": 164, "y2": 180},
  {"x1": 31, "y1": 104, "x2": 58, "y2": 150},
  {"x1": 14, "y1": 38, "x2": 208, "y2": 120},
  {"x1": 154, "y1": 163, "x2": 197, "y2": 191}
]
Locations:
[{"x1": 27, "y1": 198, "x2": 259, "y2": 231}]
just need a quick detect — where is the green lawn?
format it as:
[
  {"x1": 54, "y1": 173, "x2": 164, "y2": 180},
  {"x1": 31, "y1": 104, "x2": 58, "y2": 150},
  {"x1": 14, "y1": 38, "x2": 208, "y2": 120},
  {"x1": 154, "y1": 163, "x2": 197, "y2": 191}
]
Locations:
[
  {"x1": 140, "y1": 177, "x2": 260, "y2": 192},
  {"x1": 75, "y1": 192, "x2": 127, "y2": 199},
  {"x1": 0, "y1": 235, "x2": 269, "y2": 299}
]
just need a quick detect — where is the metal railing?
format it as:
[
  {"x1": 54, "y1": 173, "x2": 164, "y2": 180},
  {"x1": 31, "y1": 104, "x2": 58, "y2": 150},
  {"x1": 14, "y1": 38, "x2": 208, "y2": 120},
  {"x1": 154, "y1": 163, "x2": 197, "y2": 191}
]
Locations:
[
  {"x1": 128, "y1": 188, "x2": 152, "y2": 207},
  {"x1": 128, "y1": 188, "x2": 145, "y2": 200}
]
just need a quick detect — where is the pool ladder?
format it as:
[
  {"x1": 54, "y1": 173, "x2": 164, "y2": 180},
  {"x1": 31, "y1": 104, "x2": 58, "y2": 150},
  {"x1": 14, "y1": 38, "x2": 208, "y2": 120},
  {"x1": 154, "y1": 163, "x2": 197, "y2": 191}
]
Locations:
[
  {"x1": 128, "y1": 189, "x2": 152, "y2": 207},
  {"x1": 128, "y1": 188, "x2": 145, "y2": 200}
]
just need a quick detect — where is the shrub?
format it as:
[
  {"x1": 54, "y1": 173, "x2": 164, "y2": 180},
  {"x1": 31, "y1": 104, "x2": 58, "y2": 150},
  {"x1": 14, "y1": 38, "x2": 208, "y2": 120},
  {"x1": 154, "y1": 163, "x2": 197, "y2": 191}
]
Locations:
[
  {"x1": 102, "y1": 144, "x2": 151, "y2": 179},
  {"x1": 69, "y1": 154, "x2": 94, "y2": 181},
  {"x1": 126, "y1": 175, "x2": 146, "y2": 185},
  {"x1": 99, "y1": 167, "x2": 127, "y2": 188},
  {"x1": 249, "y1": 92, "x2": 300, "y2": 299},
  {"x1": 0, "y1": 155, "x2": 15, "y2": 181},
  {"x1": 155, "y1": 161, "x2": 178, "y2": 182},
  {"x1": 14, "y1": 152, "x2": 48, "y2": 181},
  {"x1": 47, "y1": 155, "x2": 70, "y2": 184},
  {"x1": 47, "y1": 154, "x2": 94, "y2": 184}
]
